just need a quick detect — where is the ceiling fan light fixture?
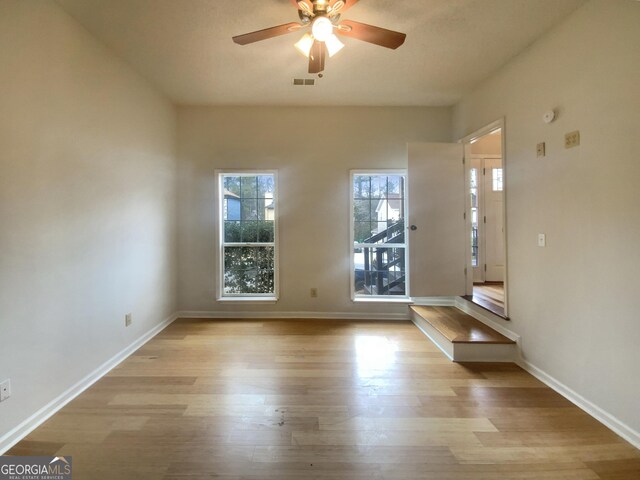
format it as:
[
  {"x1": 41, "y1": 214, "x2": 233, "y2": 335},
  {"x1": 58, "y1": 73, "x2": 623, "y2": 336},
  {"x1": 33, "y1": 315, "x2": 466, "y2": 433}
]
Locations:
[
  {"x1": 311, "y1": 16, "x2": 334, "y2": 42},
  {"x1": 294, "y1": 33, "x2": 314, "y2": 58},
  {"x1": 325, "y1": 34, "x2": 344, "y2": 57},
  {"x1": 330, "y1": 1, "x2": 345, "y2": 15},
  {"x1": 297, "y1": 1, "x2": 313, "y2": 16}
]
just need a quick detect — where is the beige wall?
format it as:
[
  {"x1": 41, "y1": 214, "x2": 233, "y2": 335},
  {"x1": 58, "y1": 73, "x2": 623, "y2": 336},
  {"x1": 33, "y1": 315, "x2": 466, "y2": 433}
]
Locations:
[
  {"x1": 0, "y1": 0, "x2": 177, "y2": 439},
  {"x1": 177, "y1": 107, "x2": 452, "y2": 316},
  {"x1": 454, "y1": 0, "x2": 640, "y2": 434},
  {"x1": 471, "y1": 132, "x2": 502, "y2": 155}
]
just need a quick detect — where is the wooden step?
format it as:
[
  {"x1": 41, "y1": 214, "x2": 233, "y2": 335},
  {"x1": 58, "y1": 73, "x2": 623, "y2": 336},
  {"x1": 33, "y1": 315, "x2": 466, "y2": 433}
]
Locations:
[{"x1": 410, "y1": 305, "x2": 516, "y2": 362}]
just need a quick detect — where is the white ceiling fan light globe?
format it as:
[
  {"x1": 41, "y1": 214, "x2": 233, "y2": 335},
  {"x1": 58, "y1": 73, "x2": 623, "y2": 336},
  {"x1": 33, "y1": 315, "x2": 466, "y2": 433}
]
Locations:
[
  {"x1": 325, "y1": 34, "x2": 344, "y2": 57},
  {"x1": 294, "y1": 33, "x2": 314, "y2": 58},
  {"x1": 312, "y1": 16, "x2": 334, "y2": 42}
]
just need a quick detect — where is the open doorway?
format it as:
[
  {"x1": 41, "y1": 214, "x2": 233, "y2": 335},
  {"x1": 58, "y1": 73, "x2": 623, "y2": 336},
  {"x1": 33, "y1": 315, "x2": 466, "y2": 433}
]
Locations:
[{"x1": 463, "y1": 122, "x2": 507, "y2": 318}]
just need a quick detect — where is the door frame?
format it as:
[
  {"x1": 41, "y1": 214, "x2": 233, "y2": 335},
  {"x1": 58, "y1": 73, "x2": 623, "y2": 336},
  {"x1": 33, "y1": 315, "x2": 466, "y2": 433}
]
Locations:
[{"x1": 459, "y1": 118, "x2": 509, "y2": 318}]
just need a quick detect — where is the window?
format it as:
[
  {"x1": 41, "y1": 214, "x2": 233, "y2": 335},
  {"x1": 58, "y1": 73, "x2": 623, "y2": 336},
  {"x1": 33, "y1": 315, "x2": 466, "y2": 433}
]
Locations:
[
  {"x1": 351, "y1": 171, "x2": 408, "y2": 300},
  {"x1": 492, "y1": 168, "x2": 504, "y2": 191},
  {"x1": 217, "y1": 172, "x2": 277, "y2": 300},
  {"x1": 470, "y1": 168, "x2": 479, "y2": 267}
]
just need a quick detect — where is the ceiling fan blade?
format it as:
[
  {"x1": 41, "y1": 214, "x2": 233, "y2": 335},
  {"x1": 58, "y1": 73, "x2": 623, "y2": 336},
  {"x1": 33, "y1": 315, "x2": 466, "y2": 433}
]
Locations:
[
  {"x1": 329, "y1": 0, "x2": 359, "y2": 15},
  {"x1": 337, "y1": 20, "x2": 406, "y2": 49},
  {"x1": 232, "y1": 22, "x2": 303, "y2": 45},
  {"x1": 308, "y1": 40, "x2": 326, "y2": 74}
]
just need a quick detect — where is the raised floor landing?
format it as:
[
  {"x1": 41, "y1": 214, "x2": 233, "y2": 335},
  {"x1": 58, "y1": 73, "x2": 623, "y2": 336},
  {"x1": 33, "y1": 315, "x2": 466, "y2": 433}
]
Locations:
[{"x1": 411, "y1": 305, "x2": 516, "y2": 362}]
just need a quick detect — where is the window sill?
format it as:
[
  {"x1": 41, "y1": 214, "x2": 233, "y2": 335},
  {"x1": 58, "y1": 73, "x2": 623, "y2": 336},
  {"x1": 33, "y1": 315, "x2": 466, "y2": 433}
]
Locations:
[
  {"x1": 217, "y1": 296, "x2": 278, "y2": 303},
  {"x1": 352, "y1": 297, "x2": 412, "y2": 304}
]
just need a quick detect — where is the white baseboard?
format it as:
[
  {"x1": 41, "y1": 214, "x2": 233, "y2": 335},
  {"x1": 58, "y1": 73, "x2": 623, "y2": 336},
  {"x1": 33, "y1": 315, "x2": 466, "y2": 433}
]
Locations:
[
  {"x1": 0, "y1": 313, "x2": 178, "y2": 455},
  {"x1": 411, "y1": 296, "x2": 457, "y2": 306},
  {"x1": 517, "y1": 358, "x2": 640, "y2": 450},
  {"x1": 176, "y1": 310, "x2": 411, "y2": 321}
]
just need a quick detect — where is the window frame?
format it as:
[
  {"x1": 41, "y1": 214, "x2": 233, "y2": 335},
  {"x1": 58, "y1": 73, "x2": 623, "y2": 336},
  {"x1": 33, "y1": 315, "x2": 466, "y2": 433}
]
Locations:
[
  {"x1": 216, "y1": 170, "x2": 279, "y2": 302},
  {"x1": 349, "y1": 169, "x2": 411, "y2": 303}
]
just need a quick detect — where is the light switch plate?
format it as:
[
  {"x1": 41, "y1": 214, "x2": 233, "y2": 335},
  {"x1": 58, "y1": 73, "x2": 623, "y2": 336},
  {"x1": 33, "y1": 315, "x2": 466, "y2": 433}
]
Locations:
[
  {"x1": 538, "y1": 233, "x2": 546, "y2": 247},
  {"x1": 0, "y1": 379, "x2": 11, "y2": 402}
]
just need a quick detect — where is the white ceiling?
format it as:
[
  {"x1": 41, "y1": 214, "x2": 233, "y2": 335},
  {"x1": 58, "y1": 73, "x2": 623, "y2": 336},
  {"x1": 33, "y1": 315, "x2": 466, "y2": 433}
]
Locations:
[{"x1": 56, "y1": 0, "x2": 585, "y2": 106}]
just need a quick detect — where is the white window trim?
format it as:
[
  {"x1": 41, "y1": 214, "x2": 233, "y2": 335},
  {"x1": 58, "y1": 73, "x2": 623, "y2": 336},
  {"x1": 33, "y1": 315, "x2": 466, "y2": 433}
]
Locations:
[
  {"x1": 215, "y1": 170, "x2": 279, "y2": 302},
  {"x1": 349, "y1": 169, "x2": 410, "y2": 302}
]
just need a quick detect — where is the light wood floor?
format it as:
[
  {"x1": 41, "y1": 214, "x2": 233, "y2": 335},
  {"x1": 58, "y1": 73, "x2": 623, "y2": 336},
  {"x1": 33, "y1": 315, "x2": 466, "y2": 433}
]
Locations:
[
  {"x1": 9, "y1": 319, "x2": 640, "y2": 479},
  {"x1": 466, "y1": 283, "x2": 506, "y2": 317},
  {"x1": 411, "y1": 306, "x2": 514, "y2": 344}
]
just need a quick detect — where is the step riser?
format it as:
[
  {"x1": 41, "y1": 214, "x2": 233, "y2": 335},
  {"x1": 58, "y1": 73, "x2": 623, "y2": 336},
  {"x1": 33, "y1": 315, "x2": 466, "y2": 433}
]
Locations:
[{"x1": 453, "y1": 342, "x2": 517, "y2": 362}]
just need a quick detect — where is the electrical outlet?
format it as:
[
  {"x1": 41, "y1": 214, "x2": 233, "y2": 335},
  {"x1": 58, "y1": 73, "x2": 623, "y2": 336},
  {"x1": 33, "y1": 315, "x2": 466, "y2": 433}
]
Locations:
[
  {"x1": 0, "y1": 379, "x2": 11, "y2": 402},
  {"x1": 125, "y1": 313, "x2": 132, "y2": 327},
  {"x1": 565, "y1": 130, "x2": 580, "y2": 148},
  {"x1": 310, "y1": 288, "x2": 318, "y2": 298},
  {"x1": 537, "y1": 142, "x2": 546, "y2": 157}
]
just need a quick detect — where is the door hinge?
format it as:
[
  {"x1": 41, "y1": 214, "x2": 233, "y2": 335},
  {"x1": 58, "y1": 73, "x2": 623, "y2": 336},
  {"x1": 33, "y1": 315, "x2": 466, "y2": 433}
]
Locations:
[
  {"x1": 484, "y1": 215, "x2": 487, "y2": 224},
  {"x1": 484, "y1": 264, "x2": 487, "y2": 272},
  {"x1": 464, "y1": 267, "x2": 468, "y2": 276},
  {"x1": 463, "y1": 211, "x2": 466, "y2": 220},
  {"x1": 462, "y1": 157, "x2": 466, "y2": 165},
  {"x1": 483, "y1": 168, "x2": 486, "y2": 175}
]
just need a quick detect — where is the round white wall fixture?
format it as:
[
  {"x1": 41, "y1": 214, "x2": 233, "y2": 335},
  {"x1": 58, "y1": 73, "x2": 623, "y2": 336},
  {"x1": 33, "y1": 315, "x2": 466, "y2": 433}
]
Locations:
[{"x1": 543, "y1": 110, "x2": 556, "y2": 124}]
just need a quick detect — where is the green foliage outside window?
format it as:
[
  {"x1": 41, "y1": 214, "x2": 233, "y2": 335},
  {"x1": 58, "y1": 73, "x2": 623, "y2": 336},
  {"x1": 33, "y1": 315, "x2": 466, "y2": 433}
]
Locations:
[{"x1": 224, "y1": 246, "x2": 274, "y2": 294}]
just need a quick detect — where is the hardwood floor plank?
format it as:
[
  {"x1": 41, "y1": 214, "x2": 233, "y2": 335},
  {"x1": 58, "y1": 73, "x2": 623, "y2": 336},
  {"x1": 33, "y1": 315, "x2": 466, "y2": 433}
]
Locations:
[{"x1": 7, "y1": 318, "x2": 638, "y2": 479}]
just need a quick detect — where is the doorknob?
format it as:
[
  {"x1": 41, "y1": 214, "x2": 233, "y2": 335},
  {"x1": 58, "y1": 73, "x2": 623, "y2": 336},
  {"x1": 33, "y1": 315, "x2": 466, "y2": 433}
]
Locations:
[{"x1": 410, "y1": 225, "x2": 417, "y2": 231}]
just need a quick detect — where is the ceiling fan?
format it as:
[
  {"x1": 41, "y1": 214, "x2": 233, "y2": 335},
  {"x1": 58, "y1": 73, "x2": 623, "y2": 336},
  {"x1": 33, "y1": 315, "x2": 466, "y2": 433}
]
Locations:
[{"x1": 232, "y1": 0, "x2": 406, "y2": 74}]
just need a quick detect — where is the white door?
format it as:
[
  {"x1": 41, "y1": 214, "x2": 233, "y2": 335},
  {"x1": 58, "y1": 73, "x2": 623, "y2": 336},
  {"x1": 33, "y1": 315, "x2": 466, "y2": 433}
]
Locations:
[
  {"x1": 408, "y1": 143, "x2": 466, "y2": 298},
  {"x1": 483, "y1": 157, "x2": 505, "y2": 281}
]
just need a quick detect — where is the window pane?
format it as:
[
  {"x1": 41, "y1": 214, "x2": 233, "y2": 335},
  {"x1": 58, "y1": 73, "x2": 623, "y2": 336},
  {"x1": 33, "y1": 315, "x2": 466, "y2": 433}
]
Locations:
[
  {"x1": 353, "y1": 199, "x2": 373, "y2": 223},
  {"x1": 353, "y1": 176, "x2": 370, "y2": 198},
  {"x1": 240, "y1": 221, "x2": 258, "y2": 243},
  {"x1": 368, "y1": 222, "x2": 391, "y2": 241},
  {"x1": 241, "y1": 198, "x2": 258, "y2": 221},
  {"x1": 354, "y1": 221, "x2": 374, "y2": 244},
  {"x1": 224, "y1": 176, "x2": 241, "y2": 196},
  {"x1": 387, "y1": 176, "x2": 403, "y2": 195},
  {"x1": 370, "y1": 176, "x2": 385, "y2": 199},
  {"x1": 241, "y1": 176, "x2": 258, "y2": 198},
  {"x1": 258, "y1": 176, "x2": 274, "y2": 197},
  {"x1": 354, "y1": 247, "x2": 406, "y2": 296},
  {"x1": 224, "y1": 221, "x2": 241, "y2": 242},
  {"x1": 258, "y1": 221, "x2": 274, "y2": 242},
  {"x1": 224, "y1": 246, "x2": 274, "y2": 294},
  {"x1": 492, "y1": 168, "x2": 503, "y2": 191}
]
